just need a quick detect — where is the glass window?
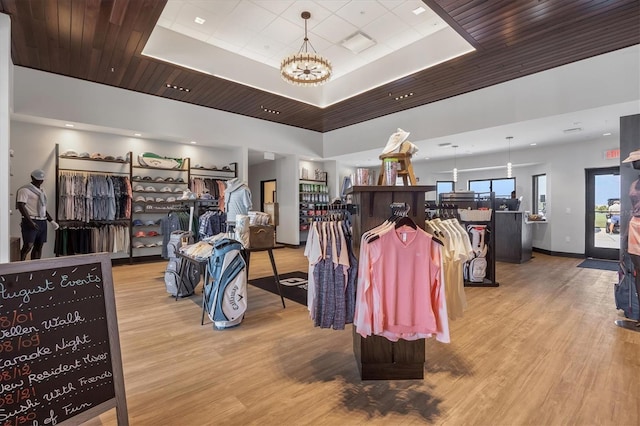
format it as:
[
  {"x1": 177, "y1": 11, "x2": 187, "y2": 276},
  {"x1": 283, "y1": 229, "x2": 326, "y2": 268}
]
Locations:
[
  {"x1": 436, "y1": 181, "x2": 454, "y2": 202},
  {"x1": 533, "y1": 174, "x2": 547, "y2": 215},
  {"x1": 468, "y1": 178, "x2": 515, "y2": 196},
  {"x1": 492, "y1": 178, "x2": 516, "y2": 198},
  {"x1": 469, "y1": 180, "x2": 491, "y2": 193}
]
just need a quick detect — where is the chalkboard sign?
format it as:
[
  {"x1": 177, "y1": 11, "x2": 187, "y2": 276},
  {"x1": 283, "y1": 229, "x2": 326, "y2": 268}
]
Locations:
[{"x1": 0, "y1": 253, "x2": 128, "y2": 425}]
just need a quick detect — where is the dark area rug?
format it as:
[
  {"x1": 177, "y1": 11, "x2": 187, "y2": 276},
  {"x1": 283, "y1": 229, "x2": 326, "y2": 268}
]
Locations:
[
  {"x1": 249, "y1": 271, "x2": 308, "y2": 306},
  {"x1": 577, "y1": 259, "x2": 618, "y2": 271}
]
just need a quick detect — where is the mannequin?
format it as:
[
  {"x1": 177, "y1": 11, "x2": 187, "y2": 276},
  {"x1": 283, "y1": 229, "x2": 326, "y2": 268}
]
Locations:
[
  {"x1": 225, "y1": 177, "x2": 252, "y2": 231},
  {"x1": 16, "y1": 169, "x2": 59, "y2": 260}
]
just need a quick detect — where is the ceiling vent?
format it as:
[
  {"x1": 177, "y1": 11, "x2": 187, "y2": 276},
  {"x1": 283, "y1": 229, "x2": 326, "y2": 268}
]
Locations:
[
  {"x1": 563, "y1": 127, "x2": 583, "y2": 134},
  {"x1": 438, "y1": 142, "x2": 452, "y2": 147},
  {"x1": 341, "y1": 31, "x2": 376, "y2": 54}
]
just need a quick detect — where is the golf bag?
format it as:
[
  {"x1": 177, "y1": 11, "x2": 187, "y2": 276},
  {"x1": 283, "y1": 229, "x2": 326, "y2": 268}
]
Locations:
[
  {"x1": 465, "y1": 225, "x2": 488, "y2": 283},
  {"x1": 204, "y1": 238, "x2": 248, "y2": 329},
  {"x1": 615, "y1": 252, "x2": 640, "y2": 321},
  {"x1": 165, "y1": 230, "x2": 200, "y2": 297}
]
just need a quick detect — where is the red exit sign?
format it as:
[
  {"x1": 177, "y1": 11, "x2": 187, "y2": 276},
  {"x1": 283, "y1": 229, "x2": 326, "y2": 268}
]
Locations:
[{"x1": 605, "y1": 149, "x2": 620, "y2": 160}]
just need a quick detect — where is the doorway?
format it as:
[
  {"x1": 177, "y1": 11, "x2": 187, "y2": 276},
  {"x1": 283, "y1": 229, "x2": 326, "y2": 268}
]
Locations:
[
  {"x1": 261, "y1": 179, "x2": 276, "y2": 212},
  {"x1": 585, "y1": 167, "x2": 620, "y2": 260}
]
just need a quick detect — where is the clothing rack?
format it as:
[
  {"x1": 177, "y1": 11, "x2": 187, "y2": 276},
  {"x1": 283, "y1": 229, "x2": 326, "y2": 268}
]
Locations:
[
  {"x1": 58, "y1": 168, "x2": 131, "y2": 176},
  {"x1": 425, "y1": 202, "x2": 460, "y2": 220},
  {"x1": 346, "y1": 185, "x2": 435, "y2": 380},
  {"x1": 439, "y1": 191, "x2": 498, "y2": 287}
]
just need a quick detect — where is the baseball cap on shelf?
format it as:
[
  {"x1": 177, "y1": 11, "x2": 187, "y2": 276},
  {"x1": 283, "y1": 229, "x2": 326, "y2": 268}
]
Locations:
[
  {"x1": 133, "y1": 175, "x2": 142, "y2": 181},
  {"x1": 145, "y1": 196, "x2": 155, "y2": 202},
  {"x1": 134, "y1": 231, "x2": 145, "y2": 238},
  {"x1": 142, "y1": 176, "x2": 152, "y2": 181},
  {"x1": 176, "y1": 178, "x2": 185, "y2": 183},
  {"x1": 174, "y1": 187, "x2": 183, "y2": 193},
  {"x1": 155, "y1": 197, "x2": 165, "y2": 203},
  {"x1": 164, "y1": 177, "x2": 175, "y2": 182},
  {"x1": 145, "y1": 242, "x2": 157, "y2": 247},
  {"x1": 134, "y1": 195, "x2": 146, "y2": 202},
  {"x1": 90, "y1": 153, "x2": 103, "y2": 159},
  {"x1": 166, "y1": 196, "x2": 177, "y2": 202},
  {"x1": 31, "y1": 169, "x2": 45, "y2": 180},
  {"x1": 132, "y1": 219, "x2": 144, "y2": 226},
  {"x1": 79, "y1": 152, "x2": 90, "y2": 158},
  {"x1": 116, "y1": 156, "x2": 126, "y2": 162},
  {"x1": 104, "y1": 155, "x2": 116, "y2": 161},
  {"x1": 134, "y1": 184, "x2": 145, "y2": 191},
  {"x1": 62, "y1": 149, "x2": 78, "y2": 157},
  {"x1": 133, "y1": 242, "x2": 145, "y2": 248},
  {"x1": 154, "y1": 176, "x2": 165, "y2": 182},
  {"x1": 144, "y1": 220, "x2": 156, "y2": 226},
  {"x1": 133, "y1": 205, "x2": 144, "y2": 213},
  {"x1": 160, "y1": 186, "x2": 172, "y2": 193},
  {"x1": 147, "y1": 231, "x2": 159, "y2": 237},
  {"x1": 145, "y1": 186, "x2": 155, "y2": 192}
]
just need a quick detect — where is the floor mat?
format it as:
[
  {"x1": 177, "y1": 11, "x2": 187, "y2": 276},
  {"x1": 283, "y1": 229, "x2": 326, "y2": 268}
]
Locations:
[
  {"x1": 577, "y1": 259, "x2": 618, "y2": 271},
  {"x1": 249, "y1": 271, "x2": 308, "y2": 306}
]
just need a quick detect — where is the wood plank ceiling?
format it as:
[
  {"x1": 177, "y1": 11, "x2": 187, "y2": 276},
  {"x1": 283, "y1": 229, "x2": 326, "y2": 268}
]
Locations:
[{"x1": 0, "y1": 0, "x2": 638, "y2": 133}]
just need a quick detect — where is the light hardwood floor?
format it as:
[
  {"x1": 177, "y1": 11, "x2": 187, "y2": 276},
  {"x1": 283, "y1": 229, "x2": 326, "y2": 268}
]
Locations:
[{"x1": 85, "y1": 249, "x2": 639, "y2": 426}]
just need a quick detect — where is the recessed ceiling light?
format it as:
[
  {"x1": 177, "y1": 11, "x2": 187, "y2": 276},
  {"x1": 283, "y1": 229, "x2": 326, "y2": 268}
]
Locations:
[
  {"x1": 134, "y1": 133, "x2": 142, "y2": 137},
  {"x1": 530, "y1": 143, "x2": 537, "y2": 146},
  {"x1": 424, "y1": 157, "x2": 430, "y2": 160},
  {"x1": 412, "y1": 6, "x2": 426, "y2": 15},
  {"x1": 190, "y1": 141, "x2": 197, "y2": 144},
  {"x1": 194, "y1": 17, "x2": 205, "y2": 25},
  {"x1": 165, "y1": 83, "x2": 191, "y2": 92},
  {"x1": 603, "y1": 132, "x2": 612, "y2": 136},
  {"x1": 260, "y1": 105, "x2": 280, "y2": 115},
  {"x1": 64, "y1": 123, "x2": 74, "y2": 127}
]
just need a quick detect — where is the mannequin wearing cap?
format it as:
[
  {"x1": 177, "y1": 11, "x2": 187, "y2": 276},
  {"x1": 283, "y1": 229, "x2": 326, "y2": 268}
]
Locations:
[{"x1": 15, "y1": 169, "x2": 59, "y2": 260}]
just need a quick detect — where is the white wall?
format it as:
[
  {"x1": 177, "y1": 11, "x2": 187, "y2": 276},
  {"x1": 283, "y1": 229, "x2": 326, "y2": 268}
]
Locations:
[
  {"x1": 12, "y1": 67, "x2": 324, "y2": 159},
  {"x1": 412, "y1": 136, "x2": 619, "y2": 254},
  {"x1": 9, "y1": 121, "x2": 244, "y2": 258},
  {"x1": 0, "y1": 14, "x2": 11, "y2": 262},
  {"x1": 323, "y1": 46, "x2": 640, "y2": 159}
]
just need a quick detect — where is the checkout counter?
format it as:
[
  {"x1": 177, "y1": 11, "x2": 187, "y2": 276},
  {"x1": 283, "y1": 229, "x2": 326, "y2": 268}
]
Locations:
[{"x1": 495, "y1": 211, "x2": 533, "y2": 263}]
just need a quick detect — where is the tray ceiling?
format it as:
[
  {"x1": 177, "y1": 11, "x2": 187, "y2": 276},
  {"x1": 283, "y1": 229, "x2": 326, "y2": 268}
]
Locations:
[{"x1": 0, "y1": 0, "x2": 638, "y2": 133}]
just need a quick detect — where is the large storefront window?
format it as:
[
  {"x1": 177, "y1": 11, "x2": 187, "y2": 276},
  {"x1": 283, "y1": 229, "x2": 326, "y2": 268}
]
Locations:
[{"x1": 468, "y1": 178, "x2": 515, "y2": 198}]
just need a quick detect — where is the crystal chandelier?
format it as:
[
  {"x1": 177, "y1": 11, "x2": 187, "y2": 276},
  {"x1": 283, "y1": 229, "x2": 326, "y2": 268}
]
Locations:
[{"x1": 280, "y1": 12, "x2": 332, "y2": 87}]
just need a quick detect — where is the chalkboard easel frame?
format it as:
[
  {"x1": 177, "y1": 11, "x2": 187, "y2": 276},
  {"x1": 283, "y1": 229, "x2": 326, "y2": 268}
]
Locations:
[{"x1": 0, "y1": 253, "x2": 128, "y2": 425}]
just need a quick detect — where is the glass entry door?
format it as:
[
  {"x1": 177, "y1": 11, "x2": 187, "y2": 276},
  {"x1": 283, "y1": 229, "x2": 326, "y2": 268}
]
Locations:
[{"x1": 585, "y1": 167, "x2": 620, "y2": 260}]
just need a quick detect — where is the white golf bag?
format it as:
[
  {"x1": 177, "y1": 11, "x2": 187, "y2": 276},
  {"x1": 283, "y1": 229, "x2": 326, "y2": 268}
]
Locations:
[{"x1": 465, "y1": 225, "x2": 488, "y2": 283}]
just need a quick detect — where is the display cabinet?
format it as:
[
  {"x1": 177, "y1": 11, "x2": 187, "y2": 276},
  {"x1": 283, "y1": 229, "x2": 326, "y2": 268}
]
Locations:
[
  {"x1": 299, "y1": 177, "x2": 329, "y2": 236},
  {"x1": 130, "y1": 160, "x2": 190, "y2": 259}
]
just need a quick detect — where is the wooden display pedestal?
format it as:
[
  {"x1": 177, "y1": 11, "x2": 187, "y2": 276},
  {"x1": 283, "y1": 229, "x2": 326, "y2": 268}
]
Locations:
[
  {"x1": 347, "y1": 185, "x2": 435, "y2": 380},
  {"x1": 353, "y1": 328, "x2": 425, "y2": 380}
]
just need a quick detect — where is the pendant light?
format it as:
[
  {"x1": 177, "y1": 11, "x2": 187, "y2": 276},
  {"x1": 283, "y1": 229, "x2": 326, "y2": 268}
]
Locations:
[
  {"x1": 452, "y1": 145, "x2": 458, "y2": 183},
  {"x1": 280, "y1": 12, "x2": 332, "y2": 86},
  {"x1": 506, "y1": 136, "x2": 513, "y2": 178}
]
